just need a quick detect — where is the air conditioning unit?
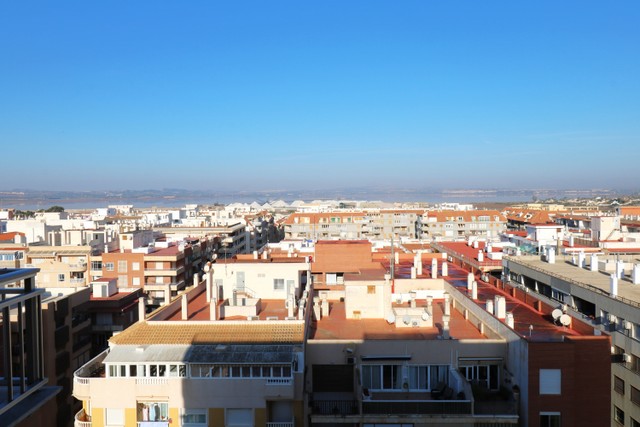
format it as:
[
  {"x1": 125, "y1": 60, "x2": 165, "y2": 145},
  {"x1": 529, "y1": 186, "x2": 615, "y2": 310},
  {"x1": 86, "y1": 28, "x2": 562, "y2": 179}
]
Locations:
[{"x1": 624, "y1": 321, "x2": 633, "y2": 330}]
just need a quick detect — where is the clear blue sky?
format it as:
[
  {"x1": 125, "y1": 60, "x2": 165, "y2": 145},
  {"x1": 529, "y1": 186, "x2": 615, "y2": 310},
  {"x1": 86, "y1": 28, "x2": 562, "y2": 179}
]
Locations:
[{"x1": 1, "y1": 1, "x2": 639, "y2": 192}]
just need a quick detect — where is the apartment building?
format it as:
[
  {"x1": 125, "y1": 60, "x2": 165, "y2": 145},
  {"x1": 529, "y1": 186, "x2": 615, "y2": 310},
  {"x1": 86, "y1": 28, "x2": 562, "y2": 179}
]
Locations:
[
  {"x1": 41, "y1": 287, "x2": 92, "y2": 427},
  {"x1": 419, "y1": 210, "x2": 506, "y2": 240},
  {"x1": 306, "y1": 242, "x2": 610, "y2": 427},
  {"x1": 0, "y1": 268, "x2": 60, "y2": 427},
  {"x1": 283, "y1": 212, "x2": 367, "y2": 240},
  {"x1": 503, "y1": 253, "x2": 640, "y2": 426},
  {"x1": 73, "y1": 265, "x2": 311, "y2": 427}
]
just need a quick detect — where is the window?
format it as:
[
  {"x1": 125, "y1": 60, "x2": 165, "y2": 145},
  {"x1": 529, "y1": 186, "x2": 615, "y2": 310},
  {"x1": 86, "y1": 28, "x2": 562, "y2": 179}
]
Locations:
[
  {"x1": 105, "y1": 262, "x2": 114, "y2": 271},
  {"x1": 91, "y1": 261, "x2": 102, "y2": 270},
  {"x1": 273, "y1": 278, "x2": 284, "y2": 290},
  {"x1": 631, "y1": 417, "x2": 640, "y2": 427},
  {"x1": 182, "y1": 409, "x2": 207, "y2": 426},
  {"x1": 367, "y1": 285, "x2": 376, "y2": 294},
  {"x1": 540, "y1": 412, "x2": 561, "y2": 427},
  {"x1": 614, "y1": 375, "x2": 625, "y2": 395},
  {"x1": 132, "y1": 262, "x2": 140, "y2": 271},
  {"x1": 539, "y1": 369, "x2": 561, "y2": 395},
  {"x1": 226, "y1": 408, "x2": 252, "y2": 427},
  {"x1": 615, "y1": 406, "x2": 625, "y2": 425},
  {"x1": 58, "y1": 274, "x2": 65, "y2": 282},
  {"x1": 138, "y1": 402, "x2": 169, "y2": 422},
  {"x1": 118, "y1": 275, "x2": 128, "y2": 287},
  {"x1": 118, "y1": 260, "x2": 127, "y2": 272},
  {"x1": 132, "y1": 277, "x2": 140, "y2": 286},
  {"x1": 105, "y1": 408, "x2": 124, "y2": 426},
  {"x1": 632, "y1": 385, "x2": 640, "y2": 406}
]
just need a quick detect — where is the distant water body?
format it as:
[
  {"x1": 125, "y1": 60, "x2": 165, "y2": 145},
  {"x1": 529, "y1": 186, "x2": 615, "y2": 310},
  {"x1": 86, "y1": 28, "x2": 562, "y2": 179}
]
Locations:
[{"x1": 2, "y1": 192, "x2": 541, "y2": 211}]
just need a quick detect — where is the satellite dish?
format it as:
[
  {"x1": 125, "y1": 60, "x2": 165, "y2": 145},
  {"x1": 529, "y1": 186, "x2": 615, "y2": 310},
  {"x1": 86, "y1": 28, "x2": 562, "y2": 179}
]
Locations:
[
  {"x1": 421, "y1": 312, "x2": 430, "y2": 321},
  {"x1": 403, "y1": 315, "x2": 411, "y2": 325},
  {"x1": 560, "y1": 314, "x2": 571, "y2": 327},
  {"x1": 386, "y1": 314, "x2": 396, "y2": 324},
  {"x1": 551, "y1": 309, "x2": 563, "y2": 321}
]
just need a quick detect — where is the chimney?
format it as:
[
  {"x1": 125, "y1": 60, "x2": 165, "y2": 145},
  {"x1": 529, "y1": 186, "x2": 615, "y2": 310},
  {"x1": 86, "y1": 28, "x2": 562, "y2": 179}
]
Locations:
[
  {"x1": 441, "y1": 262, "x2": 448, "y2": 277},
  {"x1": 633, "y1": 264, "x2": 640, "y2": 285},
  {"x1": 471, "y1": 281, "x2": 478, "y2": 300},
  {"x1": 505, "y1": 312, "x2": 515, "y2": 328},
  {"x1": 181, "y1": 294, "x2": 188, "y2": 320},
  {"x1": 467, "y1": 273, "x2": 474, "y2": 290},
  {"x1": 193, "y1": 273, "x2": 199, "y2": 288},
  {"x1": 426, "y1": 296, "x2": 433, "y2": 315},
  {"x1": 253, "y1": 250, "x2": 258, "y2": 259},
  {"x1": 410, "y1": 292, "x2": 416, "y2": 308},
  {"x1": 477, "y1": 251, "x2": 484, "y2": 263},
  {"x1": 232, "y1": 289, "x2": 238, "y2": 306},
  {"x1": 394, "y1": 252, "x2": 399, "y2": 265},
  {"x1": 138, "y1": 297, "x2": 146, "y2": 322},
  {"x1": 431, "y1": 258, "x2": 438, "y2": 279},
  {"x1": 473, "y1": 240, "x2": 479, "y2": 249},
  {"x1": 443, "y1": 293, "x2": 450, "y2": 316},
  {"x1": 313, "y1": 297, "x2": 321, "y2": 320},
  {"x1": 610, "y1": 274, "x2": 618, "y2": 297},
  {"x1": 617, "y1": 260, "x2": 624, "y2": 279},
  {"x1": 590, "y1": 254, "x2": 598, "y2": 272},
  {"x1": 164, "y1": 285, "x2": 171, "y2": 305},
  {"x1": 287, "y1": 295, "x2": 295, "y2": 317},
  {"x1": 494, "y1": 295, "x2": 506, "y2": 319},
  {"x1": 569, "y1": 235, "x2": 575, "y2": 247},
  {"x1": 417, "y1": 259, "x2": 423, "y2": 276},
  {"x1": 210, "y1": 298, "x2": 218, "y2": 321},
  {"x1": 547, "y1": 247, "x2": 556, "y2": 264},
  {"x1": 578, "y1": 251, "x2": 585, "y2": 268},
  {"x1": 486, "y1": 299, "x2": 494, "y2": 315},
  {"x1": 205, "y1": 274, "x2": 211, "y2": 303},
  {"x1": 442, "y1": 315, "x2": 450, "y2": 339},
  {"x1": 411, "y1": 267, "x2": 417, "y2": 279}
]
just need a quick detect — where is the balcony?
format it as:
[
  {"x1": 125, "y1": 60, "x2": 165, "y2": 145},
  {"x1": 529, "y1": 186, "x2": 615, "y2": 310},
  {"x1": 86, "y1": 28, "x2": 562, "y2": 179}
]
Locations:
[
  {"x1": 137, "y1": 423, "x2": 169, "y2": 427},
  {"x1": 144, "y1": 266, "x2": 183, "y2": 277},
  {"x1": 74, "y1": 409, "x2": 92, "y2": 427},
  {"x1": 73, "y1": 349, "x2": 108, "y2": 400}
]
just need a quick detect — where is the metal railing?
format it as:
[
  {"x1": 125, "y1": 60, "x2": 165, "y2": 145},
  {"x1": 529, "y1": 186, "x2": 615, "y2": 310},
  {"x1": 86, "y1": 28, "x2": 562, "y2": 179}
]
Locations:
[
  {"x1": 311, "y1": 399, "x2": 359, "y2": 415},
  {"x1": 363, "y1": 399, "x2": 472, "y2": 415},
  {"x1": 266, "y1": 421, "x2": 294, "y2": 427}
]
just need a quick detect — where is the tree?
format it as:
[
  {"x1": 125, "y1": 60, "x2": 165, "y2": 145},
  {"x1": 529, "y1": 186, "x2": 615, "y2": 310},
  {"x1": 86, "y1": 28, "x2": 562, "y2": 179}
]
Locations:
[{"x1": 45, "y1": 205, "x2": 65, "y2": 213}]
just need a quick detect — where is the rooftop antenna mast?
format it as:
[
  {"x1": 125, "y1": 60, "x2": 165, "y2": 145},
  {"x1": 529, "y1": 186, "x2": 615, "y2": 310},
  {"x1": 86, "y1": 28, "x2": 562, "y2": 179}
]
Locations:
[{"x1": 390, "y1": 233, "x2": 395, "y2": 293}]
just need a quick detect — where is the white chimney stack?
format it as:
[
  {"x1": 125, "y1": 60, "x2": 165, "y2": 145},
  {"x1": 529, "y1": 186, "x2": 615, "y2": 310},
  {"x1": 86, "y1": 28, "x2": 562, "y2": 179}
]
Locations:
[
  {"x1": 610, "y1": 274, "x2": 618, "y2": 297},
  {"x1": 181, "y1": 294, "x2": 188, "y2": 320},
  {"x1": 578, "y1": 251, "x2": 585, "y2": 268},
  {"x1": 411, "y1": 266, "x2": 417, "y2": 279},
  {"x1": 473, "y1": 240, "x2": 479, "y2": 249},
  {"x1": 431, "y1": 258, "x2": 438, "y2": 279},
  {"x1": 394, "y1": 252, "x2": 399, "y2": 265},
  {"x1": 617, "y1": 260, "x2": 624, "y2": 279},
  {"x1": 467, "y1": 273, "x2": 474, "y2": 290},
  {"x1": 138, "y1": 297, "x2": 146, "y2": 322},
  {"x1": 426, "y1": 296, "x2": 433, "y2": 315},
  {"x1": 210, "y1": 298, "x2": 218, "y2": 321},
  {"x1": 478, "y1": 251, "x2": 484, "y2": 263},
  {"x1": 486, "y1": 299, "x2": 494, "y2": 315},
  {"x1": 506, "y1": 312, "x2": 515, "y2": 329},
  {"x1": 417, "y1": 259, "x2": 423, "y2": 276},
  {"x1": 591, "y1": 254, "x2": 598, "y2": 272},
  {"x1": 494, "y1": 295, "x2": 506, "y2": 319},
  {"x1": 632, "y1": 264, "x2": 640, "y2": 285},
  {"x1": 442, "y1": 262, "x2": 448, "y2": 277},
  {"x1": 548, "y1": 247, "x2": 556, "y2": 264},
  {"x1": 471, "y1": 281, "x2": 478, "y2": 300},
  {"x1": 443, "y1": 293, "x2": 450, "y2": 316}
]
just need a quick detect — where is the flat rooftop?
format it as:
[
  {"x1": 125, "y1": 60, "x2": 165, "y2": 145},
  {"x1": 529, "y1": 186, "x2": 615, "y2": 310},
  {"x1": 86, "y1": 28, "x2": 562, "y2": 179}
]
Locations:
[
  {"x1": 446, "y1": 260, "x2": 595, "y2": 341},
  {"x1": 505, "y1": 255, "x2": 640, "y2": 305},
  {"x1": 310, "y1": 299, "x2": 486, "y2": 341}
]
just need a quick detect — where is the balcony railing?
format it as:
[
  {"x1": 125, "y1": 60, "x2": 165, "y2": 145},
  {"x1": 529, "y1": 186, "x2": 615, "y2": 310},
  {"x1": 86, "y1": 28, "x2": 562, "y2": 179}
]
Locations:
[
  {"x1": 311, "y1": 399, "x2": 359, "y2": 415},
  {"x1": 266, "y1": 378, "x2": 292, "y2": 386},
  {"x1": 74, "y1": 409, "x2": 92, "y2": 427},
  {"x1": 266, "y1": 422, "x2": 294, "y2": 427},
  {"x1": 362, "y1": 399, "x2": 472, "y2": 415}
]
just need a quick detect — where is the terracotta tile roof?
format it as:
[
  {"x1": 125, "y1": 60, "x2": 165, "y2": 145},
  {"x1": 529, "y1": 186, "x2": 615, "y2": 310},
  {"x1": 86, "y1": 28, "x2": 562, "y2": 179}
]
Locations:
[{"x1": 109, "y1": 321, "x2": 304, "y2": 345}]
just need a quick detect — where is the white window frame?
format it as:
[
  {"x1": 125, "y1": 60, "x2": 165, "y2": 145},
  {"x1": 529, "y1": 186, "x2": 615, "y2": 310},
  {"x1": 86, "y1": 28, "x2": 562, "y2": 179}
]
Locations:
[{"x1": 182, "y1": 408, "x2": 208, "y2": 426}]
